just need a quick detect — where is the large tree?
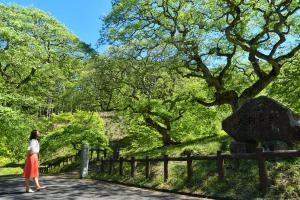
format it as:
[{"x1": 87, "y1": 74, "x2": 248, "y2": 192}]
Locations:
[
  {"x1": 0, "y1": 4, "x2": 91, "y2": 160},
  {"x1": 0, "y1": 4, "x2": 81, "y2": 88},
  {"x1": 101, "y1": 0, "x2": 300, "y2": 110},
  {"x1": 82, "y1": 56, "x2": 193, "y2": 145},
  {"x1": 0, "y1": 4, "x2": 91, "y2": 115}
]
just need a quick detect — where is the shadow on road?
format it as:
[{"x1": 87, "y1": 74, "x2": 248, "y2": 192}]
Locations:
[{"x1": 0, "y1": 175, "x2": 208, "y2": 200}]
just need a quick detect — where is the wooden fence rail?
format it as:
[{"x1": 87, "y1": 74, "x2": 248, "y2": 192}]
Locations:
[
  {"x1": 40, "y1": 154, "x2": 79, "y2": 173},
  {"x1": 39, "y1": 146, "x2": 110, "y2": 173},
  {"x1": 89, "y1": 147, "x2": 300, "y2": 193}
]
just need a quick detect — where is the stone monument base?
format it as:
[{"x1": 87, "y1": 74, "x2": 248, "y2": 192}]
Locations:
[
  {"x1": 230, "y1": 140, "x2": 290, "y2": 154},
  {"x1": 262, "y1": 140, "x2": 289, "y2": 151},
  {"x1": 230, "y1": 141, "x2": 258, "y2": 154}
]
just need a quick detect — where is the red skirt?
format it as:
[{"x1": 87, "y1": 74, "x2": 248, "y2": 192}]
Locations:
[{"x1": 23, "y1": 154, "x2": 39, "y2": 178}]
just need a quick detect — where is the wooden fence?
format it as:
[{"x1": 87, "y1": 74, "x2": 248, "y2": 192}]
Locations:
[
  {"x1": 39, "y1": 147, "x2": 108, "y2": 173},
  {"x1": 89, "y1": 147, "x2": 300, "y2": 193},
  {"x1": 39, "y1": 146, "x2": 300, "y2": 193},
  {"x1": 40, "y1": 154, "x2": 79, "y2": 173}
]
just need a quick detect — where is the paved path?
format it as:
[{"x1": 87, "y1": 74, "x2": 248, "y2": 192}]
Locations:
[{"x1": 0, "y1": 175, "x2": 212, "y2": 200}]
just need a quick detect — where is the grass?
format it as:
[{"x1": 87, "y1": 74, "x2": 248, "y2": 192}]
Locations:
[
  {"x1": 0, "y1": 167, "x2": 23, "y2": 175},
  {"x1": 0, "y1": 157, "x2": 24, "y2": 175},
  {"x1": 123, "y1": 134, "x2": 232, "y2": 158},
  {"x1": 88, "y1": 136, "x2": 300, "y2": 200}
]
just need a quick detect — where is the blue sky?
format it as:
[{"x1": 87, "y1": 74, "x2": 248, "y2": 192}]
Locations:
[{"x1": 0, "y1": 0, "x2": 112, "y2": 52}]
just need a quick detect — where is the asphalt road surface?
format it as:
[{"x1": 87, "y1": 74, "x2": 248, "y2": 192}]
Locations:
[{"x1": 0, "y1": 175, "x2": 213, "y2": 200}]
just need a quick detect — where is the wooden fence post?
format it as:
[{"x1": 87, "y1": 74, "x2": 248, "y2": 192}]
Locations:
[
  {"x1": 115, "y1": 151, "x2": 120, "y2": 159},
  {"x1": 119, "y1": 157, "x2": 124, "y2": 176},
  {"x1": 217, "y1": 150, "x2": 225, "y2": 180},
  {"x1": 100, "y1": 157, "x2": 104, "y2": 173},
  {"x1": 97, "y1": 147, "x2": 100, "y2": 161},
  {"x1": 256, "y1": 147, "x2": 268, "y2": 193},
  {"x1": 90, "y1": 149, "x2": 93, "y2": 160},
  {"x1": 187, "y1": 152, "x2": 193, "y2": 183},
  {"x1": 164, "y1": 155, "x2": 169, "y2": 182},
  {"x1": 109, "y1": 156, "x2": 113, "y2": 175},
  {"x1": 104, "y1": 149, "x2": 107, "y2": 158},
  {"x1": 130, "y1": 157, "x2": 136, "y2": 177},
  {"x1": 145, "y1": 156, "x2": 150, "y2": 179}
]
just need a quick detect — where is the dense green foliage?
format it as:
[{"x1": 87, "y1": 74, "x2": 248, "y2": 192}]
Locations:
[
  {"x1": 40, "y1": 111, "x2": 108, "y2": 161},
  {"x1": 0, "y1": 106, "x2": 33, "y2": 161},
  {"x1": 0, "y1": 4, "x2": 107, "y2": 163},
  {"x1": 81, "y1": 55, "x2": 232, "y2": 148},
  {"x1": 268, "y1": 53, "x2": 300, "y2": 113},
  {"x1": 101, "y1": 0, "x2": 300, "y2": 110}
]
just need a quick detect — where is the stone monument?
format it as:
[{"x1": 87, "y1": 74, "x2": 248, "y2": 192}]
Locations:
[
  {"x1": 222, "y1": 96, "x2": 300, "y2": 153},
  {"x1": 80, "y1": 143, "x2": 89, "y2": 178}
]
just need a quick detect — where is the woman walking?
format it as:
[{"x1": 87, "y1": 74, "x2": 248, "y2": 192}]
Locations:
[{"x1": 23, "y1": 130, "x2": 45, "y2": 193}]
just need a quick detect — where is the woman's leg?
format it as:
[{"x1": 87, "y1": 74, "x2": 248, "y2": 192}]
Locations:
[
  {"x1": 33, "y1": 177, "x2": 41, "y2": 189},
  {"x1": 25, "y1": 177, "x2": 30, "y2": 191}
]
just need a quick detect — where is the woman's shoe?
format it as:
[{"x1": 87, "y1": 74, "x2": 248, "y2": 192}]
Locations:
[
  {"x1": 36, "y1": 186, "x2": 46, "y2": 191},
  {"x1": 25, "y1": 189, "x2": 35, "y2": 193}
]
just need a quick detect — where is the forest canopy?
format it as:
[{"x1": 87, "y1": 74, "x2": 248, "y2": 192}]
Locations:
[
  {"x1": 101, "y1": 0, "x2": 300, "y2": 110},
  {"x1": 0, "y1": 4, "x2": 108, "y2": 161}
]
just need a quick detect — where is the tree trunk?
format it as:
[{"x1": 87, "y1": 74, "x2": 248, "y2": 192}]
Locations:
[
  {"x1": 144, "y1": 116, "x2": 178, "y2": 146},
  {"x1": 161, "y1": 129, "x2": 177, "y2": 146}
]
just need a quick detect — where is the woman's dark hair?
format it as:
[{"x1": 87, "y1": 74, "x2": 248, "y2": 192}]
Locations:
[{"x1": 29, "y1": 130, "x2": 39, "y2": 140}]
